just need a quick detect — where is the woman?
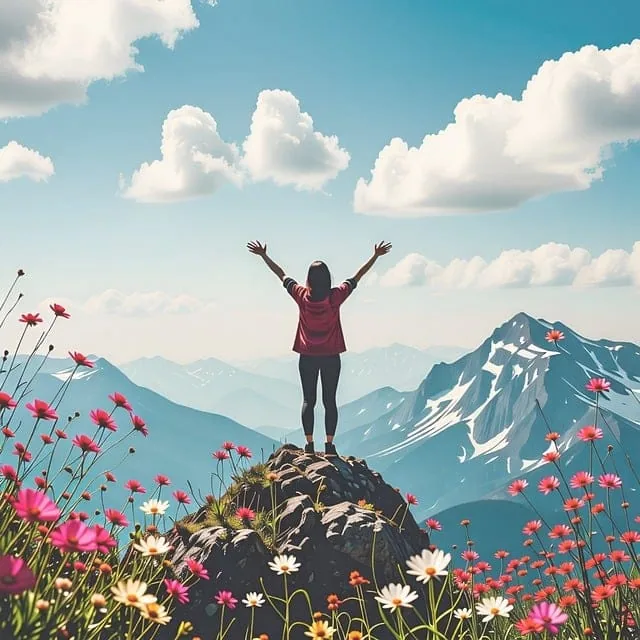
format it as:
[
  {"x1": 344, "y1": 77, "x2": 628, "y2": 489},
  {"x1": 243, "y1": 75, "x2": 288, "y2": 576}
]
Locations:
[{"x1": 247, "y1": 240, "x2": 392, "y2": 456}]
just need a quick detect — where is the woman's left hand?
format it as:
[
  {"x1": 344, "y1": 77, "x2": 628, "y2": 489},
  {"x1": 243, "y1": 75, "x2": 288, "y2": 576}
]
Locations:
[{"x1": 247, "y1": 241, "x2": 267, "y2": 256}]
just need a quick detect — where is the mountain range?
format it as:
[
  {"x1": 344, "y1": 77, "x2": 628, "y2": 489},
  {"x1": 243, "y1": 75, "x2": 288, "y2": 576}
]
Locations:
[{"x1": 119, "y1": 344, "x2": 466, "y2": 431}]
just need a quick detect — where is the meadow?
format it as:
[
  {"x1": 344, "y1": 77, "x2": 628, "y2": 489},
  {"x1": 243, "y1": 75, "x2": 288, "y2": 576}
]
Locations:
[{"x1": 1, "y1": 268, "x2": 639, "y2": 640}]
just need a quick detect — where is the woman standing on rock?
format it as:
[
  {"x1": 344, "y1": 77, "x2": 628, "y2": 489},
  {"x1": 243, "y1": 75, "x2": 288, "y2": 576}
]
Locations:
[{"x1": 247, "y1": 241, "x2": 392, "y2": 456}]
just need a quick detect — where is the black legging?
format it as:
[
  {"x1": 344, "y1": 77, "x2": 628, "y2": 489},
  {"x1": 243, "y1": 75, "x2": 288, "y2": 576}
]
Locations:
[{"x1": 298, "y1": 354, "x2": 341, "y2": 437}]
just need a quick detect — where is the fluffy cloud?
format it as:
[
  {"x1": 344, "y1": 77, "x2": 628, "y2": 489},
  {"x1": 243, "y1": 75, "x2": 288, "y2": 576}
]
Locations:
[
  {"x1": 120, "y1": 106, "x2": 243, "y2": 203},
  {"x1": 242, "y1": 89, "x2": 350, "y2": 190},
  {"x1": 83, "y1": 289, "x2": 209, "y2": 317},
  {"x1": 0, "y1": 141, "x2": 54, "y2": 183},
  {"x1": 376, "y1": 242, "x2": 640, "y2": 289},
  {"x1": 355, "y1": 40, "x2": 640, "y2": 216},
  {"x1": 0, "y1": 0, "x2": 200, "y2": 119}
]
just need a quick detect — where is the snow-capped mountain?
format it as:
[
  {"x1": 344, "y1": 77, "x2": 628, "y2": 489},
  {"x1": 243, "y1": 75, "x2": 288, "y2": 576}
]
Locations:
[{"x1": 337, "y1": 312, "x2": 640, "y2": 520}]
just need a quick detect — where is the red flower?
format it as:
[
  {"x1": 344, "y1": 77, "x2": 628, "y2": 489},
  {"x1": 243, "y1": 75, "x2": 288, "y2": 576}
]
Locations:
[
  {"x1": 108, "y1": 392, "x2": 132, "y2": 412},
  {"x1": 236, "y1": 507, "x2": 255, "y2": 521},
  {"x1": 425, "y1": 518, "x2": 442, "y2": 531},
  {"x1": 405, "y1": 492, "x2": 418, "y2": 505},
  {"x1": 0, "y1": 465, "x2": 17, "y2": 481},
  {"x1": 0, "y1": 392, "x2": 17, "y2": 410},
  {"x1": 494, "y1": 550, "x2": 509, "y2": 559},
  {"x1": 545, "y1": 329, "x2": 564, "y2": 344},
  {"x1": 154, "y1": 474, "x2": 170, "y2": 486},
  {"x1": 598, "y1": 474, "x2": 622, "y2": 490},
  {"x1": 124, "y1": 479, "x2": 146, "y2": 494},
  {"x1": 130, "y1": 414, "x2": 148, "y2": 436},
  {"x1": 173, "y1": 490, "x2": 190, "y2": 505},
  {"x1": 55, "y1": 429, "x2": 67, "y2": 439},
  {"x1": 164, "y1": 579, "x2": 189, "y2": 604},
  {"x1": 105, "y1": 509, "x2": 128, "y2": 527},
  {"x1": 2, "y1": 426, "x2": 15, "y2": 438},
  {"x1": 577, "y1": 425, "x2": 603, "y2": 442},
  {"x1": 213, "y1": 450, "x2": 229, "y2": 461},
  {"x1": 49, "y1": 304, "x2": 70, "y2": 319},
  {"x1": 563, "y1": 497, "x2": 585, "y2": 511},
  {"x1": 236, "y1": 445, "x2": 252, "y2": 458},
  {"x1": 548, "y1": 524, "x2": 572, "y2": 539},
  {"x1": 542, "y1": 451, "x2": 560, "y2": 463},
  {"x1": 12, "y1": 442, "x2": 31, "y2": 462},
  {"x1": 25, "y1": 399, "x2": 58, "y2": 421},
  {"x1": 93, "y1": 524, "x2": 116, "y2": 554},
  {"x1": 40, "y1": 434, "x2": 53, "y2": 445},
  {"x1": 507, "y1": 479, "x2": 528, "y2": 496},
  {"x1": 620, "y1": 530, "x2": 640, "y2": 545},
  {"x1": 222, "y1": 441, "x2": 235, "y2": 451},
  {"x1": 545, "y1": 432, "x2": 560, "y2": 442},
  {"x1": 19, "y1": 313, "x2": 42, "y2": 327},
  {"x1": 69, "y1": 351, "x2": 94, "y2": 368},
  {"x1": 515, "y1": 617, "x2": 544, "y2": 635},
  {"x1": 72, "y1": 434, "x2": 101, "y2": 454},
  {"x1": 569, "y1": 471, "x2": 594, "y2": 488},
  {"x1": 585, "y1": 377, "x2": 610, "y2": 393},
  {"x1": 104, "y1": 471, "x2": 116, "y2": 482},
  {"x1": 90, "y1": 409, "x2": 117, "y2": 432},
  {"x1": 591, "y1": 584, "x2": 616, "y2": 603},
  {"x1": 186, "y1": 559, "x2": 209, "y2": 580},
  {"x1": 522, "y1": 520, "x2": 542, "y2": 535},
  {"x1": 538, "y1": 476, "x2": 560, "y2": 495},
  {"x1": 214, "y1": 590, "x2": 237, "y2": 609}
]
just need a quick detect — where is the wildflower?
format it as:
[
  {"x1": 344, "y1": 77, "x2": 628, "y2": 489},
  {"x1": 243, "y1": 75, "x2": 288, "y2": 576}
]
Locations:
[
  {"x1": 140, "y1": 499, "x2": 169, "y2": 516},
  {"x1": 0, "y1": 392, "x2": 17, "y2": 410},
  {"x1": 591, "y1": 584, "x2": 616, "y2": 603},
  {"x1": 109, "y1": 392, "x2": 132, "y2": 411},
  {"x1": 13, "y1": 488, "x2": 61, "y2": 522},
  {"x1": 213, "y1": 450, "x2": 230, "y2": 461},
  {"x1": 406, "y1": 548, "x2": 451, "y2": 583},
  {"x1": 347, "y1": 632, "x2": 362, "y2": 640},
  {"x1": 164, "y1": 579, "x2": 189, "y2": 604},
  {"x1": 538, "y1": 476, "x2": 560, "y2": 495},
  {"x1": 12, "y1": 442, "x2": 32, "y2": 462},
  {"x1": 72, "y1": 434, "x2": 100, "y2": 454},
  {"x1": 19, "y1": 313, "x2": 42, "y2": 326},
  {"x1": 186, "y1": 559, "x2": 209, "y2": 580},
  {"x1": 140, "y1": 601, "x2": 171, "y2": 624},
  {"x1": 348, "y1": 570, "x2": 369, "y2": 586},
  {"x1": 620, "y1": 530, "x2": 640, "y2": 545},
  {"x1": 90, "y1": 594, "x2": 107, "y2": 609},
  {"x1": 40, "y1": 434, "x2": 53, "y2": 445},
  {"x1": 242, "y1": 592, "x2": 264, "y2": 607},
  {"x1": 545, "y1": 432, "x2": 560, "y2": 441},
  {"x1": 268, "y1": 554, "x2": 300, "y2": 575},
  {"x1": 515, "y1": 618, "x2": 544, "y2": 635},
  {"x1": 494, "y1": 550, "x2": 509, "y2": 559},
  {"x1": 236, "y1": 507, "x2": 255, "y2": 521},
  {"x1": 563, "y1": 497, "x2": 585, "y2": 511},
  {"x1": 425, "y1": 518, "x2": 441, "y2": 531},
  {"x1": 90, "y1": 409, "x2": 117, "y2": 432},
  {"x1": 154, "y1": 474, "x2": 170, "y2": 486},
  {"x1": 105, "y1": 509, "x2": 128, "y2": 527},
  {"x1": 173, "y1": 490, "x2": 190, "y2": 504},
  {"x1": 215, "y1": 590, "x2": 238, "y2": 609},
  {"x1": 326, "y1": 594, "x2": 342, "y2": 610},
  {"x1": 522, "y1": 520, "x2": 542, "y2": 535},
  {"x1": 507, "y1": 479, "x2": 528, "y2": 496},
  {"x1": 0, "y1": 556, "x2": 36, "y2": 594},
  {"x1": 55, "y1": 578, "x2": 72, "y2": 592},
  {"x1": 570, "y1": 471, "x2": 594, "y2": 488},
  {"x1": 453, "y1": 608, "x2": 472, "y2": 620},
  {"x1": 304, "y1": 620, "x2": 335, "y2": 639},
  {"x1": 585, "y1": 378, "x2": 610, "y2": 393},
  {"x1": 374, "y1": 583, "x2": 419, "y2": 612},
  {"x1": 93, "y1": 524, "x2": 116, "y2": 554},
  {"x1": 50, "y1": 303, "x2": 70, "y2": 318},
  {"x1": 131, "y1": 414, "x2": 148, "y2": 436},
  {"x1": 69, "y1": 351, "x2": 94, "y2": 368},
  {"x1": 105, "y1": 471, "x2": 116, "y2": 482},
  {"x1": 545, "y1": 329, "x2": 564, "y2": 343},
  {"x1": 2, "y1": 426, "x2": 14, "y2": 438},
  {"x1": 599, "y1": 473, "x2": 622, "y2": 490},
  {"x1": 543, "y1": 451, "x2": 560, "y2": 462},
  {"x1": 405, "y1": 492, "x2": 418, "y2": 505},
  {"x1": 125, "y1": 479, "x2": 146, "y2": 494},
  {"x1": 35, "y1": 599, "x2": 49, "y2": 611},
  {"x1": 529, "y1": 601, "x2": 568, "y2": 634},
  {"x1": 548, "y1": 524, "x2": 572, "y2": 539},
  {"x1": 25, "y1": 399, "x2": 58, "y2": 421},
  {"x1": 55, "y1": 429, "x2": 67, "y2": 439},
  {"x1": 133, "y1": 535, "x2": 171, "y2": 556},
  {"x1": 0, "y1": 465, "x2": 17, "y2": 481},
  {"x1": 222, "y1": 441, "x2": 235, "y2": 451},
  {"x1": 236, "y1": 445, "x2": 252, "y2": 458},
  {"x1": 111, "y1": 579, "x2": 157, "y2": 608},
  {"x1": 50, "y1": 520, "x2": 98, "y2": 553},
  {"x1": 476, "y1": 596, "x2": 513, "y2": 622}
]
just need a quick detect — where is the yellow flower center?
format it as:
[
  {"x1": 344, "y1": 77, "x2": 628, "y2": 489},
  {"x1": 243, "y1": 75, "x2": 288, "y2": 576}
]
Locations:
[
  {"x1": 148, "y1": 546, "x2": 157, "y2": 554},
  {"x1": 490, "y1": 607, "x2": 499, "y2": 615},
  {"x1": 392, "y1": 598, "x2": 402, "y2": 605},
  {"x1": 127, "y1": 594, "x2": 138, "y2": 604},
  {"x1": 425, "y1": 567, "x2": 436, "y2": 575},
  {"x1": 281, "y1": 565, "x2": 288, "y2": 572}
]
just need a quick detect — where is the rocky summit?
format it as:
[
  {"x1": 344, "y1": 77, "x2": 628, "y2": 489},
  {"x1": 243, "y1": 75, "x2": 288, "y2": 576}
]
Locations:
[{"x1": 161, "y1": 444, "x2": 436, "y2": 639}]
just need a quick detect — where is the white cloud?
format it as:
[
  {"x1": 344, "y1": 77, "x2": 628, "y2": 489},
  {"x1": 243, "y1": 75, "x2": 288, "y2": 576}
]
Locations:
[
  {"x1": 120, "y1": 106, "x2": 243, "y2": 203},
  {"x1": 242, "y1": 89, "x2": 350, "y2": 190},
  {"x1": 0, "y1": 0, "x2": 201, "y2": 119},
  {"x1": 354, "y1": 40, "x2": 640, "y2": 216},
  {"x1": 83, "y1": 289, "x2": 211, "y2": 317},
  {"x1": 0, "y1": 141, "x2": 54, "y2": 183},
  {"x1": 376, "y1": 242, "x2": 640, "y2": 289}
]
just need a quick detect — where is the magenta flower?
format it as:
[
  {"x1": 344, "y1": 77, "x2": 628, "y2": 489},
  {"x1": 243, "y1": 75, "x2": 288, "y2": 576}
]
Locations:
[
  {"x1": 130, "y1": 414, "x2": 148, "y2": 436},
  {"x1": 25, "y1": 399, "x2": 58, "y2": 421},
  {"x1": 599, "y1": 473, "x2": 622, "y2": 490},
  {"x1": 585, "y1": 377, "x2": 610, "y2": 393},
  {"x1": 236, "y1": 507, "x2": 255, "y2": 521},
  {"x1": 90, "y1": 409, "x2": 117, "y2": 432},
  {"x1": 213, "y1": 450, "x2": 230, "y2": 461},
  {"x1": 0, "y1": 391, "x2": 17, "y2": 410},
  {"x1": 69, "y1": 351, "x2": 94, "y2": 368},
  {"x1": 50, "y1": 520, "x2": 98, "y2": 553},
  {"x1": 72, "y1": 434, "x2": 100, "y2": 454},
  {"x1": 528, "y1": 601, "x2": 568, "y2": 634},
  {"x1": 173, "y1": 490, "x2": 190, "y2": 505},
  {"x1": 236, "y1": 445, "x2": 252, "y2": 458},
  {"x1": 577, "y1": 425, "x2": 603, "y2": 442},
  {"x1": 154, "y1": 474, "x2": 171, "y2": 486},
  {"x1": 93, "y1": 524, "x2": 116, "y2": 554},
  {"x1": 13, "y1": 488, "x2": 60, "y2": 523},
  {"x1": 108, "y1": 392, "x2": 132, "y2": 412},
  {"x1": 186, "y1": 558, "x2": 209, "y2": 580},
  {"x1": 164, "y1": 578, "x2": 190, "y2": 604},
  {"x1": 0, "y1": 465, "x2": 17, "y2": 481},
  {"x1": 215, "y1": 590, "x2": 237, "y2": 609},
  {"x1": 0, "y1": 556, "x2": 36, "y2": 594},
  {"x1": 105, "y1": 509, "x2": 128, "y2": 527},
  {"x1": 124, "y1": 479, "x2": 146, "y2": 494}
]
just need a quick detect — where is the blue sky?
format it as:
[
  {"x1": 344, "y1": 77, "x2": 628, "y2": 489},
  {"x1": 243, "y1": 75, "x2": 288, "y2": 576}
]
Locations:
[{"x1": 2, "y1": 0, "x2": 640, "y2": 363}]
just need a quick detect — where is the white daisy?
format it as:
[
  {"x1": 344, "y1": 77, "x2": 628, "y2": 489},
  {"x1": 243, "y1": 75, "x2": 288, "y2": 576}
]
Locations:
[
  {"x1": 139, "y1": 601, "x2": 171, "y2": 625},
  {"x1": 132, "y1": 535, "x2": 171, "y2": 556},
  {"x1": 374, "y1": 583, "x2": 419, "y2": 612},
  {"x1": 242, "y1": 592, "x2": 265, "y2": 607},
  {"x1": 405, "y1": 548, "x2": 451, "y2": 583},
  {"x1": 110, "y1": 579, "x2": 157, "y2": 608},
  {"x1": 267, "y1": 554, "x2": 300, "y2": 575},
  {"x1": 475, "y1": 595, "x2": 513, "y2": 622},
  {"x1": 140, "y1": 499, "x2": 170, "y2": 516},
  {"x1": 454, "y1": 607, "x2": 472, "y2": 620}
]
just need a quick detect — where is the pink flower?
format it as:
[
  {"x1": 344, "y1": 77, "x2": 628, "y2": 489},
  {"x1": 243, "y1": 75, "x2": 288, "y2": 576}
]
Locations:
[
  {"x1": 186, "y1": 559, "x2": 209, "y2": 580},
  {"x1": 236, "y1": 507, "x2": 255, "y2": 521},
  {"x1": 19, "y1": 313, "x2": 42, "y2": 327},
  {"x1": 90, "y1": 409, "x2": 117, "y2": 432},
  {"x1": 569, "y1": 471, "x2": 594, "y2": 489},
  {"x1": 620, "y1": 531, "x2": 640, "y2": 545},
  {"x1": 124, "y1": 479, "x2": 146, "y2": 494},
  {"x1": 164, "y1": 578, "x2": 189, "y2": 604},
  {"x1": 598, "y1": 474, "x2": 622, "y2": 490},
  {"x1": 548, "y1": 524, "x2": 572, "y2": 539},
  {"x1": 538, "y1": 476, "x2": 560, "y2": 495},
  {"x1": 69, "y1": 351, "x2": 94, "y2": 368},
  {"x1": 49, "y1": 303, "x2": 70, "y2": 319},
  {"x1": 0, "y1": 465, "x2": 17, "y2": 481},
  {"x1": 585, "y1": 378, "x2": 610, "y2": 393},
  {"x1": 13, "y1": 488, "x2": 60, "y2": 522},
  {"x1": 130, "y1": 414, "x2": 148, "y2": 436},
  {"x1": 105, "y1": 471, "x2": 116, "y2": 482},
  {"x1": 173, "y1": 490, "x2": 190, "y2": 505},
  {"x1": 25, "y1": 399, "x2": 58, "y2": 421},
  {"x1": 2, "y1": 426, "x2": 14, "y2": 438},
  {"x1": 528, "y1": 601, "x2": 568, "y2": 634},
  {"x1": 563, "y1": 497, "x2": 585, "y2": 511},
  {"x1": 154, "y1": 474, "x2": 170, "y2": 486},
  {"x1": 72, "y1": 434, "x2": 101, "y2": 454},
  {"x1": 236, "y1": 445, "x2": 252, "y2": 458},
  {"x1": 12, "y1": 442, "x2": 31, "y2": 462},
  {"x1": 577, "y1": 425, "x2": 603, "y2": 442},
  {"x1": 0, "y1": 556, "x2": 36, "y2": 594},
  {"x1": 93, "y1": 525, "x2": 116, "y2": 554},
  {"x1": 425, "y1": 518, "x2": 442, "y2": 531},
  {"x1": 109, "y1": 392, "x2": 132, "y2": 411},
  {"x1": 214, "y1": 590, "x2": 237, "y2": 609},
  {"x1": 0, "y1": 392, "x2": 17, "y2": 410},
  {"x1": 522, "y1": 520, "x2": 542, "y2": 535},
  {"x1": 222, "y1": 441, "x2": 235, "y2": 451},
  {"x1": 507, "y1": 479, "x2": 528, "y2": 496},
  {"x1": 213, "y1": 450, "x2": 229, "y2": 461},
  {"x1": 40, "y1": 434, "x2": 53, "y2": 445},
  {"x1": 105, "y1": 509, "x2": 128, "y2": 527},
  {"x1": 50, "y1": 520, "x2": 98, "y2": 553},
  {"x1": 405, "y1": 492, "x2": 418, "y2": 505},
  {"x1": 543, "y1": 451, "x2": 560, "y2": 463}
]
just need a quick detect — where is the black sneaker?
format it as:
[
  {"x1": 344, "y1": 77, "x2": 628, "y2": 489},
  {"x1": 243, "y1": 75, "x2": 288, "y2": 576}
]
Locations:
[
  {"x1": 324, "y1": 442, "x2": 338, "y2": 456},
  {"x1": 304, "y1": 442, "x2": 315, "y2": 454}
]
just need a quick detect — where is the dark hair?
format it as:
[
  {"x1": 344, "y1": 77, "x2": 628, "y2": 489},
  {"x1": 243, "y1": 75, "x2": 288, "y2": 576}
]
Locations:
[{"x1": 306, "y1": 261, "x2": 331, "y2": 301}]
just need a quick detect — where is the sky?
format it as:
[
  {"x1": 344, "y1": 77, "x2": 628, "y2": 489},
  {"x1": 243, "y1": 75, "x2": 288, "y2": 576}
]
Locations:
[{"x1": 1, "y1": 0, "x2": 640, "y2": 364}]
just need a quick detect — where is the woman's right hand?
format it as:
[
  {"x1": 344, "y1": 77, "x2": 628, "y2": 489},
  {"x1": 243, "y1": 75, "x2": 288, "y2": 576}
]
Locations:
[{"x1": 374, "y1": 241, "x2": 392, "y2": 257}]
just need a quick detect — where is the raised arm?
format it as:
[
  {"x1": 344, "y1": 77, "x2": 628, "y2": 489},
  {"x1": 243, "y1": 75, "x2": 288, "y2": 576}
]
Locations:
[
  {"x1": 247, "y1": 241, "x2": 285, "y2": 281},
  {"x1": 352, "y1": 241, "x2": 392, "y2": 282}
]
